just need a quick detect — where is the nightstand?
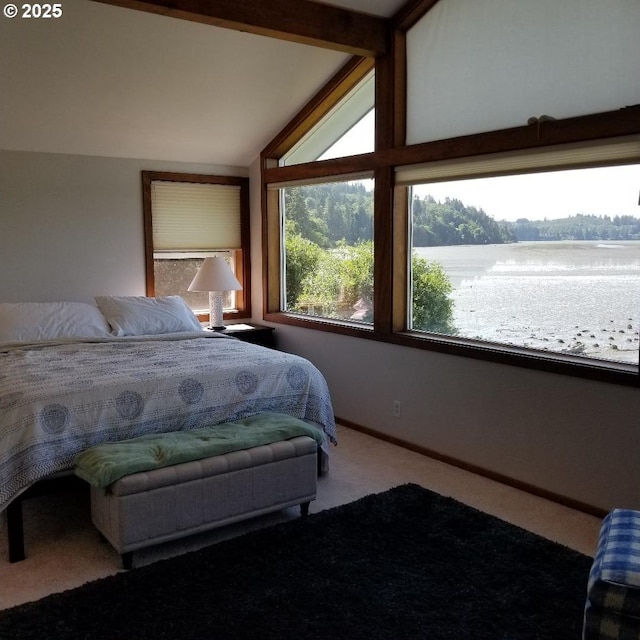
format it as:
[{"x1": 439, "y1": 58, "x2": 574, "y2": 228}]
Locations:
[{"x1": 217, "y1": 323, "x2": 276, "y2": 348}]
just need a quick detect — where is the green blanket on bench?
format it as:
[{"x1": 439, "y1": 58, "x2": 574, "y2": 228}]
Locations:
[{"x1": 75, "y1": 413, "x2": 324, "y2": 488}]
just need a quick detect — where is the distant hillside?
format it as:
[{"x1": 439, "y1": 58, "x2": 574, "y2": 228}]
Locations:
[
  {"x1": 510, "y1": 214, "x2": 640, "y2": 241},
  {"x1": 413, "y1": 197, "x2": 640, "y2": 244},
  {"x1": 285, "y1": 183, "x2": 640, "y2": 247},
  {"x1": 412, "y1": 195, "x2": 516, "y2": 246}
]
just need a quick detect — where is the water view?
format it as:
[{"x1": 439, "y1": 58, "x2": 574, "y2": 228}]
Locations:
[{"x1": 415, "y1": 241, "x2": 640, "y2": 365}]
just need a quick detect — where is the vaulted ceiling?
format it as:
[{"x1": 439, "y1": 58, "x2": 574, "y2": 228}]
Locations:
[{"x1": 0, "y1": 0, "x2": 407, "y2": 166}]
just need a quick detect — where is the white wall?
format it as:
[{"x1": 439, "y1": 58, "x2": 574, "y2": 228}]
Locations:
[
  {"x1": 272, "y1": 322, "x2": 640, "y2": 512},
  {"x1": 248, "y1": 158, "x2": 265, "y2": 318},
  {"x1": 0, "y1": 150, "x2": 247, "y2": 302}
]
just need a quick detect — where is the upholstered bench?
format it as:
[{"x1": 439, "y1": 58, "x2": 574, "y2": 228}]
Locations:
[
  {"x1": 583, "y1": 509, "x2": 640, "y2": 639},
  {"x1": 75, "y1": 414, "x2": 321, "y2": 569}
]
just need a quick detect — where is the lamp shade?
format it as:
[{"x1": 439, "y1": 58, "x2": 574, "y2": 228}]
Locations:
[{"x1": 188, "y1": 257, "x2": 242, "y2": 293}]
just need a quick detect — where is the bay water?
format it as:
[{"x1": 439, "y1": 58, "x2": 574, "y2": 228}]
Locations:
[{"x1": 415, "y1": 241, "x2": 640, "y2": 365}]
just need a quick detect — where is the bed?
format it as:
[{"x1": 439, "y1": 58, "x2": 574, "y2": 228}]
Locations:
[{"x1": 0, "y1": 297, "x2": 336, "y2": 519}]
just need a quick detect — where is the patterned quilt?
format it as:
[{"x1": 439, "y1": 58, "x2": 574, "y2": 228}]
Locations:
[{"x1": 0, "y1": 332, "x2": 336, "y2": 512}]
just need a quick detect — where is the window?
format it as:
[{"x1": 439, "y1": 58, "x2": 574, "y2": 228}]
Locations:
[
  {"x1": 142, "y1": 171, "x2": 250, "y2": 321},
  {"x1": 281, "y1": 71, "x2": 374, "y2": 166},
  {"x1": 406, "y1": 163, "x2": 640, "y2": 367},
  {"x1": 262, "y1": 3, "x2": 640, "y2": 385},
  {"x1": 269, "y1": 65, "x2": 375, "y2": 327},
  {"x1": 281, "y1": 177, "x2": 374, "y2": 325}
]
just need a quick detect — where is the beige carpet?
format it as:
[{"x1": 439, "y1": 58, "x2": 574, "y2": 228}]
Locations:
[{"x1": 0, "y1": 425, "x2": 602, "y2": 610}]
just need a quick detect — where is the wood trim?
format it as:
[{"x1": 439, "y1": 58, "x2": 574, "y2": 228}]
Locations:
[
  {"x1": 392, "y1": 186, "x2": 409, "y2": 333},
  {"x1": 374, "y1": 49, "x2": 394, "y2": 152},
  {"x1": 337, "y1": 416, "x2": 608, "y2": 519},
  {"x1": 141, "y1": 171, "x2": 247, "y2": 186},
  {"x1": 91, "y1": 0, "x2": 389, "y2": 56},
  {"x1": 393, "y1": 0, "x2": 443, "y2": 32},
  {"x1": 382, "y1": 105, "x2": 640, "y2": 169},
  {"x1": 266, "y1": 311, "x2": 638, "y2": 387},
  {"x1": 260, "y1": 160, "x2": 270, "y2": 318},
  {"x1": 141, "y1": 171, "x2": 156, "y2": 296},
  {"x1": 262, "y1": 57, "x2": 375, "y2": 161},
  {"x1": 263, "y1": 186, "x2": 282, "y2": 316},
  {"x1": 392, "y1": 29, "x2": 407, "y2": 148},
  {"x1": 371, "y1": 43, "x2": 395, "y2": 335},
  {"x1": 264, "y1": 311, "x2": 375, "y2": 338},
  {"x1": 141, "y1": 171, "x2": 251, "y2": 319},
  {"x1": 386, "y1": 331, "x2": 639, "y2": 387},
  {"x1": 373, "y1": 167, "x2": 394, "y2": 335},
  {"x1": 264, "y1": 105, "x2": 640, "y2": 186},
  {"x1": 234, "y1": 177, "x2": 252, "y2": 317},
  {"x1": 388, "y1": 27, "x2": 408, "y2": 334},
  {"x1": 264, "y1": 152, "x2": 378, "y2": 185}
]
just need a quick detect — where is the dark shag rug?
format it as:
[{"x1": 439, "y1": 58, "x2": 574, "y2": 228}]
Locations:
[{"x1": 0, "y1": 484, "x2": 592, "y2": 640}]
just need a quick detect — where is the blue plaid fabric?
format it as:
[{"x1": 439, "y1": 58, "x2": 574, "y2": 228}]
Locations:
[
  {"x1": 584, "y1": 602, "x2": 640, "y2": 640},
  {"x1": 583, "y1": 509, "x2": 640, "y2": 640}
]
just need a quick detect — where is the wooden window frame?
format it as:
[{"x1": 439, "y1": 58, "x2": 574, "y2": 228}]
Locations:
[
  {"x1": 260, "y1": 7, "x2": 640, "y2": 388},
  {"x1": 142, "y1": 170, "x2": 251, "y2": 322}
]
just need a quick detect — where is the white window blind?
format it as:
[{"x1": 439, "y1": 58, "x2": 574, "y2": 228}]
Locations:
[
  {"x1": 406, "y1": 0, "x2": 640, "y2": 146},
  {"x1": 151, "y1": 181, "x2": 242, "y2": 251},
  {"x1": 396, "y1": 136, "x2": 640, "y2": 186}
]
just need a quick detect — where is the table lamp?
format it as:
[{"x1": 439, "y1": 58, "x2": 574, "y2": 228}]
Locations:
[{"x1": 188, "y1": 257, "x2": 242, "y2": 330}]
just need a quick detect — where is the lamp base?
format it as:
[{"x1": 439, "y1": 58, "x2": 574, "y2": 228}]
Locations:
[{"x1": 208, "y1": 291, "x2": 225, "y2": 331}]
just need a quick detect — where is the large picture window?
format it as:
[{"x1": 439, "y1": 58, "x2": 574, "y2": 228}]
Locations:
[
  {"x1": 262, "y1": 2, "x2": 640, "y2": 385},
  {"x1": 407, "y1": 164, "x2": 640, "y2": 366}
]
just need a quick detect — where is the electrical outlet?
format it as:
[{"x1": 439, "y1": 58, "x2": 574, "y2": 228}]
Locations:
[{"x1": 393, "y1": 400, "x2": 401, "y2": 418}]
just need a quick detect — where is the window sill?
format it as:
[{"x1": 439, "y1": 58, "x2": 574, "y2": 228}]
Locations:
[
  {"x1": 395, "y1": 331, "x2": 638, "y2": 386},
  {"x1": 264, "y1": 312, "x2": 374, "y2": 337},
  {"x1": 265, "y1": 312, "x2": 639, "y2": 387}
]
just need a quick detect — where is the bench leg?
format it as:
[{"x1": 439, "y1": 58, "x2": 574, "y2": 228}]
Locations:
[
  {"x1": 300, "y1": 501, "x2": 310, "y2": 517},
  {"x1": 7, "y1": 498, "x2": 25, "y2": 563}
]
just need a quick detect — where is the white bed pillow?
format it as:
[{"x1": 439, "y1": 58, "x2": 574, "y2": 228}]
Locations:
[
  {"x1": 0, "y1": 301, "x2": 112, "y2": 343},
  {"x1": 95, "y1": 295, "x2": 203, "y2": 336}
]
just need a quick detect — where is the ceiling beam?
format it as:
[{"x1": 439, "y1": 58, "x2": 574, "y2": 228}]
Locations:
[
  {"x1": 392, "y1": 0, "x2": 442, "y2": 31},
  {"x1": 91, "y1": 0, "x2": 389, "y2": 57}
]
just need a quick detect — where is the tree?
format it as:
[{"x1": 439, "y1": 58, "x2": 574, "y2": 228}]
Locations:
[
  {"x1": 412, "y1": 195, "x2": 517, "y2": 246},
  {"x1": 284, "y1": 183, "x2": 458, "y2": 331},
  {"x1": 411, "y1": 256, "x2": 456, "y2": 334},
  {"x1": 293, "y1": 241, "x2": 373, "y2": 319},
  {"x1": 512, "y1": 213, "x2": 640, "y2": 241},
  {"x1": 285, "y1": 231, "x2": 456, "y2": 334},
  {"x1": 284, "y1": 230, "x2": 323, "y2": 310},
  {"x1": 336, "y1": 240, "x2": 374, "y2": 308}
]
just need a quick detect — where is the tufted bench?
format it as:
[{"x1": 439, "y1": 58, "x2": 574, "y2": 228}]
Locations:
[
  {"x1": 76, "y1": 414, "x2": 322, "y2": 569},
  {"x1": 583, "y1": 509, "x2": 640, "y2": 639},
  {"x1": 87, "y1": 436, "x2": 318, "y2": 569}
]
